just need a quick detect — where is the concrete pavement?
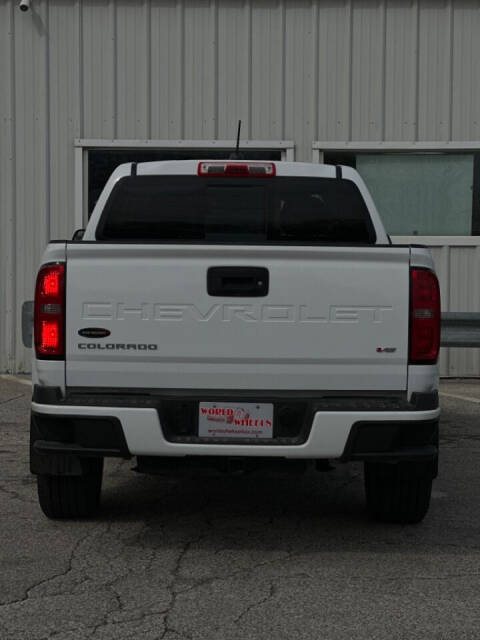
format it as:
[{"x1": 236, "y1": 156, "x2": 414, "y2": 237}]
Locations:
[{"x1": 0, "y1": 376, "x2": 479, "y2": 639}]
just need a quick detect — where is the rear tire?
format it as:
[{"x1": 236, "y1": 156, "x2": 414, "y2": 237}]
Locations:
[
  {"x1": 37, "y1": 458, "x2": 104, "y2": 519},
  {"x1": 364, "y1": 460, "x2": 434, "y2": 524}
]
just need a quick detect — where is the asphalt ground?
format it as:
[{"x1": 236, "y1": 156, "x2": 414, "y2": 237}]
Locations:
[{"x1": 0, "y1": 376, "x2": 479, "y2": 640}]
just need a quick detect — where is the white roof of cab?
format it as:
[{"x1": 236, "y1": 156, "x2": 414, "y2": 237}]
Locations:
[{"x1": 135, "y1": 160, "x2": 340, "y2": 178}]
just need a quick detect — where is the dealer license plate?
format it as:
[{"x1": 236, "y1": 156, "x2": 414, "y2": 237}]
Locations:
[{"x1": 198, "y1": 402, "x2": 274, "y2": 439}]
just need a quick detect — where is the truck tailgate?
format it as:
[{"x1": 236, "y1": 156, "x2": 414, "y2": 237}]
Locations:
[{"x1": 65, "y1": 243, "x2": 410, "y2": 391}]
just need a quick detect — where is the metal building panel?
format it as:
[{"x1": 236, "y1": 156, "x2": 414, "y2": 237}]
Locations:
[
  {"x1": 0, "y1": 2, "x2": 15, "y2": 372},
  {"x1": 429, "y1": 246, "x2": 449, "y2": 376},
  {"x1": 384, "y1": 0, "x2": 417, "y2": 141},
  {"x1": 82, "y1": 0, "x2": 115, "y2": 138},
  {"x1": 13, "y1": 0, "x2": 50, "y2": 373},
  {"x1": 449, "y1": 247, "x2": 476, "y2": 312},
  {"x1": 317, "y1": 0, "x2": 352, "y2": 142},
  {"x1": 420, "y1": 243, "x2": 480, "y2": 377},
  {"x1": 217, "y1": 0, "x2": 250, "y2": 139},
  {"x1": 150, "y1": 0, "x2": 183, "y2": 139},
  {"x1": 447, "y1": 246, "x2": 480, "y2": 376},
  {"x1": 451, "y1": 4, "x2": 480, "y2": 141},
  {"x1": 183, "y1": 0, "x2": 216, "y2": 139},
  {"x1": 115, "y1": 0, "x2": 149, "y2": 138},
  {"x1": 284, "y1": 0, "x2": 315, "y2": 162},
  {"x1": 251, "y1": 0, "x2": 284, "y2": 140},
  {"x1": 417, "y1": 0, "x2": 451, "y2": 141},
  {"x1": 429, "y1": 246, "x2": 448, "y2": 307},
  {"x1": 3, "y1": 0, "x2": 480, "y2": 375},
  {"x1": 438, "y1": 349, "x2": 448, "y2": 377},
  {"x1": 48, "y1": 2, "x2": 82, "y2": 241},
  {"x1": 465, "y1": 246, "x2": 480, "y2": 376},
  {"x1": 351, "y1": 0, "x2": 385, "y2": 141}
]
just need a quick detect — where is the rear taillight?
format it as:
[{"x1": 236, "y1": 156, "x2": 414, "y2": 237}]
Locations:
[
  {"x1": 410, "y1": 268, "x2": 440, "y2": 364},
  {"x1": 34, "y1": 263, "x2": 65, "y2": 359},
  {"x1": 197, "y1": 162, "x2": 276, "y2": 177}
]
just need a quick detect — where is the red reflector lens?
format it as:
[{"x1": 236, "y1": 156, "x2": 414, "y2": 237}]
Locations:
[
  {"x1": 34, "y1": 263, "x2": 65, "y2": 358},
  {"x1": 42, "y1": 271, "x2": 61, "y2": 297},
  {"x1": 410, "y1": 268, "x2": 441, "y2": 364},
  {"x1": 225, "y1": 164, "x2": 250, "y2": 176},
  {"x1": 41, "y1": 320, "x2": 60, "y2": 350}
]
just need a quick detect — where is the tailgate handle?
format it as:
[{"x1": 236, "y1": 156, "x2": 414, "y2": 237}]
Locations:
[{"x1": 207, "y1": 267, "x2": 269, "y2": 297}]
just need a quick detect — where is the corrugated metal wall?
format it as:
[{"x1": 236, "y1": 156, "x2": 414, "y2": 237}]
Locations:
[
  {"x1": 431, "y1": 243, "x2": 480, "y2": 377},
  {"x1": 1, "y1": 0, "x2": 480, "y2": 373}
]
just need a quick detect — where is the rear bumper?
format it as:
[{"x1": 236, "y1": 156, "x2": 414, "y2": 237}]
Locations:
[{"x1": 31, "y1": 397, "x2": 440, "y2": 468}]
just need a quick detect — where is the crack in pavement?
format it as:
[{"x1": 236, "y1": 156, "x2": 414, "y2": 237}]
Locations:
[
  {"x1": 0, "y1": 393, "x2": 27, "y2": 407},
  {"x1": 233, "y1": 582, "x2": 276, "y2": 627},
  {"x1": 76, "y1": 521, "x2": 179, "y2": 639},
  {"x1": 86, "y1": 609, "x2": 170, "y2": 639},
  {"x1": 162, "y1": 546, "x2": 301, "y2": 616},
  {"x1": 83, "y1": 574, "x2": 138, "y2": 637},
  {"x1": 0, "y1": 527, "x2": 105, "y2": 608},
  {"x1": 158, "y1": 533, "x2": 209, "y2": 640}
]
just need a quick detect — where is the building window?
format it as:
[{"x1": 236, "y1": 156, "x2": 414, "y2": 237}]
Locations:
[
  {"x1": 88, "y1": 148, "x2": 283, "y2": 217},
  {"x1": 324, "y1": 152, "x2": 480, "y2": 236}
]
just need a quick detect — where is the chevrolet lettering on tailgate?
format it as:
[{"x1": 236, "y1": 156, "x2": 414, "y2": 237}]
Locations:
[{"x1": 82, "y1": 302, "x2": 394, "y2": 324}]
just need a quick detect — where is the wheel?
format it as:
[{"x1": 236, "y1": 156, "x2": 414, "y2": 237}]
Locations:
[
  {"x1": 37, "y1": 458, "x2": 104, "y2": 519},
  {"x1": 364, "y1": 460, "x2": 434, "y2": 524}
]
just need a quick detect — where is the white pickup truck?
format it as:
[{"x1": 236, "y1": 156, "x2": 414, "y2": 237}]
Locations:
[{"x1": 30, "y1": 160, "x2": 441, "y2": 523}]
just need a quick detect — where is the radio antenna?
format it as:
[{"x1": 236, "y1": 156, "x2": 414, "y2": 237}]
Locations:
[{"x1": 229, "y1": 120, "x2": 245, "y2": 160}]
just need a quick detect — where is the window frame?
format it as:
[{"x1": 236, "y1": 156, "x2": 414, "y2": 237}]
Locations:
[
  {"x1": 74, "y1": 139, "x2": 295, "y2": 228},
  {"x1": 312, "y1": 141, "x2": 480, "y2": 244}
]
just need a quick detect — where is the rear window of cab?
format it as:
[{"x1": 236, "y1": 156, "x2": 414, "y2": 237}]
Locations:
[{"x1": 96, "y1": 175, "x2": 376, "y2": 245}]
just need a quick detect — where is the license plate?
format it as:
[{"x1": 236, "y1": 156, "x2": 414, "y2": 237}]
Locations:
[{"x1": 198, "y1": 402, "x2": 274, "y2": 439}]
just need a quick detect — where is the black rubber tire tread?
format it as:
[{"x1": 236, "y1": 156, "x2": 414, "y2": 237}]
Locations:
[
  {"x1": 37, "y1": 458, "x2": 104, "y2": 519},
  {"x1": 364, "y1": 460, "x2": 434, "y2": 524}
]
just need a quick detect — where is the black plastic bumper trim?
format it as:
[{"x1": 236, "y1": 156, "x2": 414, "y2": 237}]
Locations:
[
  {"x1": 33, "y1": 440, "x2": 125, "y2": 458},
  {"x1": 34, "y1": 386, "x2": 438, "y2": 411},
  {"x1": 30, "y1": 412, "x2": 131, "y2": 476},
  {"x1": 33, "y1": 385, "x2": 63, "y2": 404},
  {"x1": 341, "y1": 418, "x2": 439, "y2": 464},
  {"x1": 349, "y1": 445, "x2": 438, "y2": 462},
  {"x1": 409, "y1": 391, "x2": 439, "y2": 411}
]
